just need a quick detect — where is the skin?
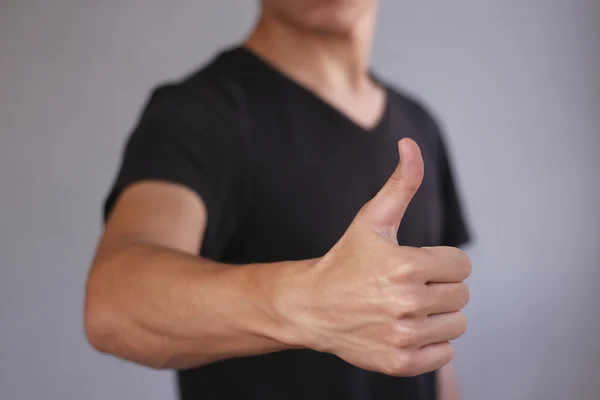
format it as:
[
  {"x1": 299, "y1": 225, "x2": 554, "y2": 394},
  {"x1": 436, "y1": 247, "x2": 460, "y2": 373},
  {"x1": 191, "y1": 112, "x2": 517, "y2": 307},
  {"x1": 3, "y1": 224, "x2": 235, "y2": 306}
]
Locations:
[{"x1": 85, "y1": 1, "x2": 469, "y2": 398}]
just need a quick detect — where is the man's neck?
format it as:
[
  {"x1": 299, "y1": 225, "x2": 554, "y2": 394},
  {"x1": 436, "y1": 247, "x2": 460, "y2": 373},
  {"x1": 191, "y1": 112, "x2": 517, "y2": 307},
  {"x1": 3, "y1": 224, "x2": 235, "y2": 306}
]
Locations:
[{"x1": 244, "y1": 9, "x2": 376, "y2": 96}]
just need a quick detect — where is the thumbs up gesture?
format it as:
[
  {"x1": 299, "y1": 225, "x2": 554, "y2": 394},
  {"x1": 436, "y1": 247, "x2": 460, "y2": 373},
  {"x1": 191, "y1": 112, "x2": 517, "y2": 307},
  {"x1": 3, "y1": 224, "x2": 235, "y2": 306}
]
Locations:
[{"x1": 285, "y1": 138, "x2": 471, "y2": 376}]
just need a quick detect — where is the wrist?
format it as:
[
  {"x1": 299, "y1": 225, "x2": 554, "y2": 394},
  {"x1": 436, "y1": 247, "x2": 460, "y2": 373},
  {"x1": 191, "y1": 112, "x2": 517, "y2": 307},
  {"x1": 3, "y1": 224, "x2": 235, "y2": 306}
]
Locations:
[{"x1": 243, "y1": 258, "x2": 319, "y2": 349}]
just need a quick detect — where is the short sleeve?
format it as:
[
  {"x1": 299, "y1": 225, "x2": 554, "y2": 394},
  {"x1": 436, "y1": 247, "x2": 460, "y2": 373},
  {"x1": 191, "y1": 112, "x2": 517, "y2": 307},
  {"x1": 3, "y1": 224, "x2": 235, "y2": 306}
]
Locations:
[
  {"x1": 103, "y1": 83, "x2": 247, "y2": 256},
  {"x1": 426, "y1": 115, "x2": 473, "y2": 248}
]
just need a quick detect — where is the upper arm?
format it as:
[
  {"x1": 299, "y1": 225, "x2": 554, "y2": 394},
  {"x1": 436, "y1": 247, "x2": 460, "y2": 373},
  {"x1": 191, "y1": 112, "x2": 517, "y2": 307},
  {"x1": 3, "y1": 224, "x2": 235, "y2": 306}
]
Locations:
[
  {"x1": 419, "y1": 105, "x2": 472, "y2": 248},
  {"x1": 96, "y1": 181, "x2": 208, "y2": 264},
  {"x1": 96, "y1": 82, "x2": 247, "y2": 263},
  {"x1": 436, "y1": 131, "x2": 472, "y2": 248}
]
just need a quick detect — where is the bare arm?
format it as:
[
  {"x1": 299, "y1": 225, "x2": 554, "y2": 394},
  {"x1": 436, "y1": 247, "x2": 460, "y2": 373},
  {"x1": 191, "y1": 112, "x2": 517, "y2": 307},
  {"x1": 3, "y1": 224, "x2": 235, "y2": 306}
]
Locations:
[
  {"x1": 85, "y1": 139, "x2": 471, "y2": 376},
  {"x1": 85, "y1": 181, "x2": 311, "y2": 369},
  {"x1": 438, "y1": 362, "x2": 462, "y2": 400}
]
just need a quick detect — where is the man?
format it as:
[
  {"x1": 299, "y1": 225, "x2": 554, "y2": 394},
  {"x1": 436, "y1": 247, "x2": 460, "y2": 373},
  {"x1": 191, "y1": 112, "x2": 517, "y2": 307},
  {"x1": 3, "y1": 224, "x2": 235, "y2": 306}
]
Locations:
[{"x1": 85, "y1": 1, "x2": 472, "y2": 399}]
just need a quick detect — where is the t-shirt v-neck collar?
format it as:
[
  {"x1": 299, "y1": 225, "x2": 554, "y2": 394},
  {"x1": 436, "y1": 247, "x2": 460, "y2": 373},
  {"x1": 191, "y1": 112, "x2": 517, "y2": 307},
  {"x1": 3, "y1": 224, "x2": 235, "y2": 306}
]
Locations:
[{"x1": 230, "y1": 46, "x2": 391, "y2": 137}]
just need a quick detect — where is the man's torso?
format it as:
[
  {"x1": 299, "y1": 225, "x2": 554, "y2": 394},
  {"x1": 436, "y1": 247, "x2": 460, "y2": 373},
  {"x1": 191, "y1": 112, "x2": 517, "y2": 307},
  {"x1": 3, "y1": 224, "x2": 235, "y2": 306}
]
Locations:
[{"x1": 106, "y1": 47, "x2": 469, "y2": 400}]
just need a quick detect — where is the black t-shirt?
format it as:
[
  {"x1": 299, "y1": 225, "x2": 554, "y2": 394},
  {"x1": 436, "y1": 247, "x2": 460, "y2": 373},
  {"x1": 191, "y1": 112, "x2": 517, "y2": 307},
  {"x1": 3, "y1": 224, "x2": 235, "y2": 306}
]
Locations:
[{"x1": 104, "y1": 47, "x2": 471, "y2": 400}]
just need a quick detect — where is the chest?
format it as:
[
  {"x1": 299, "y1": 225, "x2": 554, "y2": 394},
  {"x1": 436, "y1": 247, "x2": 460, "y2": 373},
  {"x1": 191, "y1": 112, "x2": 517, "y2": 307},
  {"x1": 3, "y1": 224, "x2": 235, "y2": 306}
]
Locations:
[{"x1": 237, "y1": 117, "x2": 445, "y2": 262}]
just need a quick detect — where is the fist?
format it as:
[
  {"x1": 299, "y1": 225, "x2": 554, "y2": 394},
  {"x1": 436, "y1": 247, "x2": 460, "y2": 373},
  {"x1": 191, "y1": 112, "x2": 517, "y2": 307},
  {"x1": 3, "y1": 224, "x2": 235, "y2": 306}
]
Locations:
[{"x1": 287, "y1": 139, "x2": 471, "y2": 376}]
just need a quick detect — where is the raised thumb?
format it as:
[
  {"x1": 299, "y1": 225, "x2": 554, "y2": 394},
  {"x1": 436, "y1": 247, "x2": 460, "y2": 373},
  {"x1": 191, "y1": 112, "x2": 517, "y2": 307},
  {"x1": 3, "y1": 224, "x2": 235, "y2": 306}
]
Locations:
[{"x1": 362, "y1": 138, "x2": 424, "y2": 239}]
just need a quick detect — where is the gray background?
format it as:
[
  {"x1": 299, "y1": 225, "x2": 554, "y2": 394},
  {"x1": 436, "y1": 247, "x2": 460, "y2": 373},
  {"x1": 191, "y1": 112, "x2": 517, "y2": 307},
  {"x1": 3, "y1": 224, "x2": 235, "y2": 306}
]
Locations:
[{"x1": 1, "y1": 1, "x2": 599, "y2": 399}]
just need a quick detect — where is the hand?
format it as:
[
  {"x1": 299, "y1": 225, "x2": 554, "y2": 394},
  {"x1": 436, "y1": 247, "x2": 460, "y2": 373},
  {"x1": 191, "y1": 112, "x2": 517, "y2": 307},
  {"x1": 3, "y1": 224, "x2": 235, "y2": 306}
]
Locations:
[{"x1": 287, "y1": 138, "x2": 471, "y2": 377}]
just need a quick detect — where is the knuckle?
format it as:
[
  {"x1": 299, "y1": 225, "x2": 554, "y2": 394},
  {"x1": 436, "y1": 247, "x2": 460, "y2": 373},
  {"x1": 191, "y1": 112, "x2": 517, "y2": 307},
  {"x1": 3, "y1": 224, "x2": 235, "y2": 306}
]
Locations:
[
  {"x1": 443, "y1": 342, "x2": 456, "y2": 363},
  {"x1": 381, "y1": 285, "x2": 426, "y2": 318},
  {"x1": 434, "y1": 246, "x2": 472, "y2": 279},
  {"x1": 398, "y1": 292, "x2": 425, "y2": 317},
  {"x1": 386, "y1": 171, "x2": 404, "y2": 189},
  {"x1": 454, "y1": 248, "x2": 472, "y2": 278},
  {"x1": 459, "y1": 283, "x2": 471, "y2": 308},
  {"x1": 456, "y1": 312, "x2": 468, "y2": 335},
  {"x1": 389, "y1": 321, "x2": 420, "y2": 347},
  {"x1": 394, "y1": 260, "x2": 426, "y2": 283},
  {"x1": 383, "y1": 351, "x2": 415, "y2": 376},
  {"x1": 463, "y1": 262, "x2": 472, "y2": 280},
  {"x1": 379, "y1": 287, "x2": 402, "y2": 317},
  {"x1": 387, "y1": 171, "x2": 419, "y2": 197}
]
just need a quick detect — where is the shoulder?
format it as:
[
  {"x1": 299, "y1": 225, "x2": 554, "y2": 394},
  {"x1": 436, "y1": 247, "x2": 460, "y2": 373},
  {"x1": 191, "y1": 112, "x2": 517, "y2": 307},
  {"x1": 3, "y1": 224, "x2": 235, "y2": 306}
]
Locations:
[
  {"x1": 132, "y1": 49, "x2": 254, "y2": 154},
  {"x1": 144, "y1": 53, "x2": 250, "y2": 126}
]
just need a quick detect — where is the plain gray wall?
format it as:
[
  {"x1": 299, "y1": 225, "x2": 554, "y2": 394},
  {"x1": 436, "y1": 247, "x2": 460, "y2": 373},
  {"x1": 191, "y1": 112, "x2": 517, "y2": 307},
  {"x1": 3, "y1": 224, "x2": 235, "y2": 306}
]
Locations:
[{"x1": 1, "y1": 1, "x2": 599, "y2": 399}]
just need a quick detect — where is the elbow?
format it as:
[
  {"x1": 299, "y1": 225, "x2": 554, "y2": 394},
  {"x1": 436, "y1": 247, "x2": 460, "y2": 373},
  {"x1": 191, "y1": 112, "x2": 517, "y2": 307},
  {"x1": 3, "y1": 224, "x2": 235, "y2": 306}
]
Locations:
[
  {"x1": 84, "y1": 314, "x2": 113, "y2": 356},
  {"x1": 84, "y1": 274, "x2": 119, "y2": 356},
  {"x1": 84, "y1": 305, "x2": 170, "y2": 370},
  {"x1": 84, "y1": 306, "x2": 114, "y2": 356},
  {"x1": 83, "y1": 270, "x2": 173, "y2": 370}
]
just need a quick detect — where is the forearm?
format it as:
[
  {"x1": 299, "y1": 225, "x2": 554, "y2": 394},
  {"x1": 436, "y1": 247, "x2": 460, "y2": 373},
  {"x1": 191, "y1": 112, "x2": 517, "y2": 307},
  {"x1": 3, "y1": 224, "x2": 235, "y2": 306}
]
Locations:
[
  {"x1": 85, "y1": 243, "x2": 314, "y2": 370},
  {"x1": 437, "y1": 362, "x2": 462, "y2": 400}
]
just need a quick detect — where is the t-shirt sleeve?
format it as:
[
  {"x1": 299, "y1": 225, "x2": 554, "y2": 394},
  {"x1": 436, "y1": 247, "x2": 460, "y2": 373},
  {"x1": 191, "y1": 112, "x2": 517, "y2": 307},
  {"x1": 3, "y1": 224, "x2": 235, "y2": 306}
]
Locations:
[
  {"x1": 427, "y1": 114, "x2": 473, "y2": 248},
  {"x1": 103, "y1": 83, "x2": 247, "y2": 255}
]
